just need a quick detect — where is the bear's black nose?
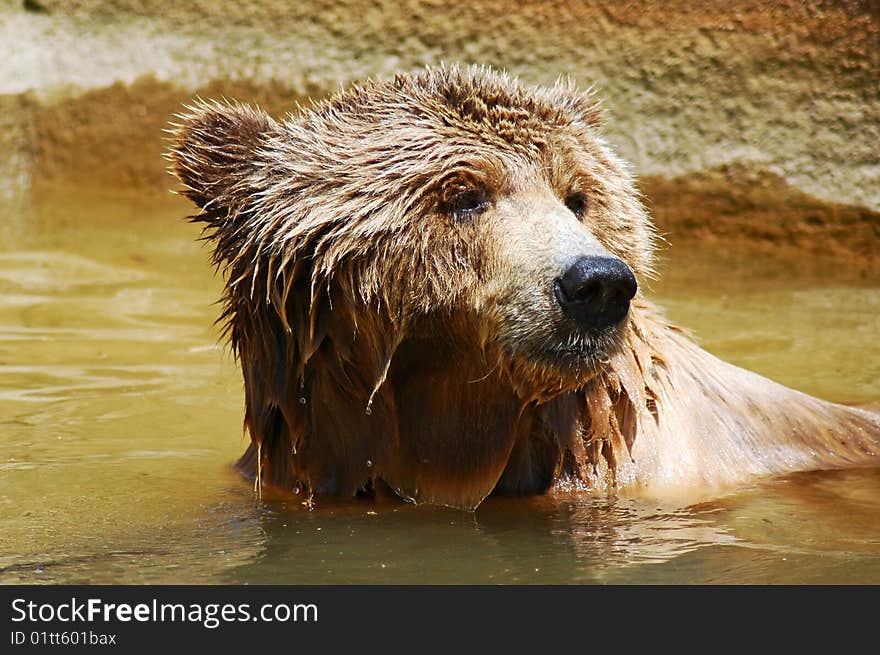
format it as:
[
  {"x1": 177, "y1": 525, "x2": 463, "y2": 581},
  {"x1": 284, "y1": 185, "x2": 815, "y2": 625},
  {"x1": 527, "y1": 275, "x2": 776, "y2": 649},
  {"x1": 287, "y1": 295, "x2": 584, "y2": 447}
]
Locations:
[{"x1": 553, "y1": 256, "x2": 638, "y2": 330}]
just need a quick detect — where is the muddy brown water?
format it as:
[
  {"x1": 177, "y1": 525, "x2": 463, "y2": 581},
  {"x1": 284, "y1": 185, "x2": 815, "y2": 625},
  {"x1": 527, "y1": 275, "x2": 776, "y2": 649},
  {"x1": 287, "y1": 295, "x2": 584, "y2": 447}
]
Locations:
[{"x1": 1, "y1": 187, "x2": 878, "y2": 584}]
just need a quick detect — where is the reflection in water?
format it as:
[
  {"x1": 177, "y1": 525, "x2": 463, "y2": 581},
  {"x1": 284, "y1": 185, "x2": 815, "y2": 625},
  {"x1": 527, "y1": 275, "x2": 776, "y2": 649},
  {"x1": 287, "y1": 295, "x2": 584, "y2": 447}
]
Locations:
[
  {"x1": 0, "y1": 188, "x2": 878, "y2": 584},
  {"x1": 226, "y1": 495, "x2": 739, "y2": 584}
]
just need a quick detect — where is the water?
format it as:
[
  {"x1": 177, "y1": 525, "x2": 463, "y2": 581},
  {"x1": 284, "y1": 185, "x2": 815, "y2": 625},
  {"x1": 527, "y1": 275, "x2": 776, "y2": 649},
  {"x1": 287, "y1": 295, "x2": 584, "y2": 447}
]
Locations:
[{"x1": 1, "y1": 187, "x2": 878, "y2": 584}]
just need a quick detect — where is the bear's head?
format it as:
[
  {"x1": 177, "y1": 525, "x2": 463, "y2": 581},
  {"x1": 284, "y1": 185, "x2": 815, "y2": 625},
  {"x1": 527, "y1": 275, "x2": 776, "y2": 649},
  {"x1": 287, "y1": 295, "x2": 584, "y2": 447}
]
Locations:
[{"x1": 170, "y1": 65, "x2": 656, "y2": 509}]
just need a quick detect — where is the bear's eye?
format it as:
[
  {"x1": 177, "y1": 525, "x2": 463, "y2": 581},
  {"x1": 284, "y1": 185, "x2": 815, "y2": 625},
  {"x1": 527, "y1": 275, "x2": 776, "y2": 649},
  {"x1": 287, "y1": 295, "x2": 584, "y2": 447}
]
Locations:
[
  {"x1": 447, "y1": 190, "x2": 490, "y2": 223},
  {"x1": 565, "y1": 192, "x2": 589, "y2": 218}
]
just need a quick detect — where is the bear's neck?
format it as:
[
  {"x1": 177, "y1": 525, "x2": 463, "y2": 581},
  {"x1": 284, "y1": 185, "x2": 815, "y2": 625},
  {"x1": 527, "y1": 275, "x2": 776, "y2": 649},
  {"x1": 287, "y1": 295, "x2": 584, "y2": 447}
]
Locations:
[{"x1": 296, "y1": 334, "x2": 529, "y2": 510}]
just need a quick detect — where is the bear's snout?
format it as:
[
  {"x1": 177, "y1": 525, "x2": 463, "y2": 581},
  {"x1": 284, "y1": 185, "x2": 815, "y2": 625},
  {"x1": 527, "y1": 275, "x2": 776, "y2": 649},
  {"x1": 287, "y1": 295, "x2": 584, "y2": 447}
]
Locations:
[{"x1": 553, "y1": 256, "x2": 638, "y2": 331}]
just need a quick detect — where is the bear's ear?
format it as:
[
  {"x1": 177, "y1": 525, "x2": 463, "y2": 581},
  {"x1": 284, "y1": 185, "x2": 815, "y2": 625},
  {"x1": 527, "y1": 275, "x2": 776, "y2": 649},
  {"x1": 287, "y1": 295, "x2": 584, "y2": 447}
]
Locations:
[
  {"x1": 544, "y1": 82, "x2": 603, "y2": 129},
  {"x1": 167, "y1": 99, "x2": 277, "y2": 213}
]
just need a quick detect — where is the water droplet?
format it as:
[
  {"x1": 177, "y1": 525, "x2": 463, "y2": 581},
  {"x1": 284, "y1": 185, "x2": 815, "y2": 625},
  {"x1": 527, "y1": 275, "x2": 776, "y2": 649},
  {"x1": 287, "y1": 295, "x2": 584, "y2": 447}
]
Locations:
[
  {"x1": 299, "y1": 397, "x2": 307, "y2": 405},
  {"x1": 292, "y1": 485, "x2": 300, "y2": 495},
  {"x1": 366, "y1": 459, "x2": 373, "y2": 468},
  {"x1": 365, "y1": 406, "x2": 372, "y2": 416}
]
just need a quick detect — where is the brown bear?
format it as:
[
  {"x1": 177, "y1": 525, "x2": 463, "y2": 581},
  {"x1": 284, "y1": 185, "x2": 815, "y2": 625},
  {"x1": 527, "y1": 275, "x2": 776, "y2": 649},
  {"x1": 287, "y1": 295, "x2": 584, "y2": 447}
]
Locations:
[{"x1": 169, "y1": 64, "x2": 880, "y2": 511}]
